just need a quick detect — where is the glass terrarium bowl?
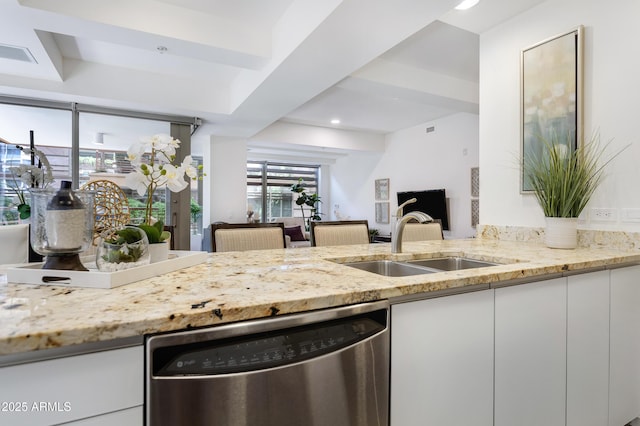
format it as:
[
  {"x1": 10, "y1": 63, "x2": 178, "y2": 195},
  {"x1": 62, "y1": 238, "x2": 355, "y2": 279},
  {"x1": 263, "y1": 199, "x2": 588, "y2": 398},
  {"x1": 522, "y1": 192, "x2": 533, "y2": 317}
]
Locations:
[
  {"x1": 96, "y1": 225, "x2": 150, "y2": 272},
  {"x1": 30, "y1": 183, "x2": 94, "y2": 271}
]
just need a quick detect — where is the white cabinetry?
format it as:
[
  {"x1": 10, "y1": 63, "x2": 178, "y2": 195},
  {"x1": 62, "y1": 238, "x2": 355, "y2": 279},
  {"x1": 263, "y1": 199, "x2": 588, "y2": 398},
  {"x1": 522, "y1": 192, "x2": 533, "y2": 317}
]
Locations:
[
  {"x1": 566, "y1": 270, "x2": 610, "y2": 426},
  {"x1": 610, "y1": 265, "x2": 640, "y2": 425},
  {"x1": 494, "y1": 277, "x2": 567, "y2": 426},
  {"x1": 391, "y1": 289, "x2": 494, "y2": 426},
  {"x1": 0, "y1": 346, "x2": 143, "y2": 426}
]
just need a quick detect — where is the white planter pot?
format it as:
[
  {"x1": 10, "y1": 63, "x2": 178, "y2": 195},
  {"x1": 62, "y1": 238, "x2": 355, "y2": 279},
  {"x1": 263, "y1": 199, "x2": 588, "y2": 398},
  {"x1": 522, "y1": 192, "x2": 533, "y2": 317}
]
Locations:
[
  {"x1": 545, "y1": 217, "x2": 578, "y2": 249},
  {"x1": 148, "y1": 241, "x2": 170, "y2": 263}
]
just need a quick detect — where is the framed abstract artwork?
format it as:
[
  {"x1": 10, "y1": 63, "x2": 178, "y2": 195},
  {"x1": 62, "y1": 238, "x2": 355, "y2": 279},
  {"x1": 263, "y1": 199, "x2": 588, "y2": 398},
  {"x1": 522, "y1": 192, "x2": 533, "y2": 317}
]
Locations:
[
  {"x1": 375, "y1": 202, "x2": 390, "y2": 224},
  {"x1": 375, "y1": 178, "x2": 389, "y2": 201},
  {"x1": 521, "y1": 25, "x2": 584, "y2": 192}
]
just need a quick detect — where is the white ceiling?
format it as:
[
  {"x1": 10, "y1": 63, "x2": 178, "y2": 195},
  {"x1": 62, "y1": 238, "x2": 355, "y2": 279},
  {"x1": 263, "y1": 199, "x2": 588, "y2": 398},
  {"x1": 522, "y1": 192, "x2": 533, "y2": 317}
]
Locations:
[{"x1": 0, "y1": 0, "x2": 547, "y2": 148}]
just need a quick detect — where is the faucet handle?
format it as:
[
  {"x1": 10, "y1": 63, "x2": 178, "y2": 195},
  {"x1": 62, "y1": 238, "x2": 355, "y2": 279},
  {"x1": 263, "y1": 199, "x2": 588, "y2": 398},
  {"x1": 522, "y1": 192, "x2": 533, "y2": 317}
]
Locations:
[{"x1": 396, "y1": 198, "x2": 417, "y2": 218}]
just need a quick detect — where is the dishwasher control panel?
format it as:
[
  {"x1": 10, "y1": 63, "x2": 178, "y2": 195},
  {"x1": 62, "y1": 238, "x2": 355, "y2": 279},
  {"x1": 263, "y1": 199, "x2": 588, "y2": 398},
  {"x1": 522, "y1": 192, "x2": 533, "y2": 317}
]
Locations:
[{"x1": 152, "y1": 311, "x2": 386, "y2": 376}]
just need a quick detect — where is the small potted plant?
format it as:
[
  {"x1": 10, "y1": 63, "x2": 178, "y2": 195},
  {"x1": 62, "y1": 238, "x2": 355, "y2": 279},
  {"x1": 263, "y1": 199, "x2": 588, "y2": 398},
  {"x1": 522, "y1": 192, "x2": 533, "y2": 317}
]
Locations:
[
  {"x1": 369, "y1": 228, "x2": 380, "y2": 243},
  {"x1": 525, "y1": 131, "x2": 625, "y2": 249},
  {"x1": 96, "y1": 225, "x2": 150, "y2": 272},
  {"x1": 290, "y1": 178, "x2": 321, "y2": 231}
]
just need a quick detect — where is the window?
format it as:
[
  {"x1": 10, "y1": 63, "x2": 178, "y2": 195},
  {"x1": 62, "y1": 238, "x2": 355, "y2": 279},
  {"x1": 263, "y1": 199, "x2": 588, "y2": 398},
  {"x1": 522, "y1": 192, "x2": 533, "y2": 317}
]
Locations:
[
  {"x1": 247, "y1": 162, "x2": 320, "y2": 223},
  {"x1": 0, "y1": 97, "x2": 200, "y2": 249}
]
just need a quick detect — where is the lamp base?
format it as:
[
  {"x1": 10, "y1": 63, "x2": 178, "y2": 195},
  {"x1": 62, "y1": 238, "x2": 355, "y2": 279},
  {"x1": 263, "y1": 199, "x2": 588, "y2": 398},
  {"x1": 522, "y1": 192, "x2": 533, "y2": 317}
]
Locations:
[{"x1": 42, "y1": 253, "x2": 88, "y2": 271}]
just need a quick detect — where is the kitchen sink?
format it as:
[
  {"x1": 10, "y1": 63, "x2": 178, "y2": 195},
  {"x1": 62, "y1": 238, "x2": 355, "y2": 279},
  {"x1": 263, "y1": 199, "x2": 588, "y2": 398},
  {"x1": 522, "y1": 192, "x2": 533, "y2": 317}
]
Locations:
[
  {"x1": 343, "y1": 256, "x2": 502, "y2": 277},
  {"x1": 406, "y1": 257, "x2": 499, "y2": 271},
  {"x1": 343, "y1": 260, "x2": 437, "y2": 277}
]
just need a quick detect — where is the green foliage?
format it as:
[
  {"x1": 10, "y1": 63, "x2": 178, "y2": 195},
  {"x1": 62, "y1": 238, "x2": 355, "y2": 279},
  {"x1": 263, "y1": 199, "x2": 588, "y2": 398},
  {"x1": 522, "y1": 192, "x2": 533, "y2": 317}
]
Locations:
[
  {"x1": 102, "y1": 228, "x2": 146, "y2": 263},
  {"x1": 290, "y1": 178, "x2": 322, "y2": 228},
  {"x1": 525, "y1": 132, "x2": 626, "y2": 218},
  {"x1": 110, "y1": 227, "x2": 144, "y2": 244},
  {"x1": 128, "y1": 198, "x2": 169, "y2": 242},
  {"x1": 128, "y1": 199, "x2": 165, "y2": 224},
  {"x1": 1, "y1": 197, "x2": 18, "y2": 223},
  {"x1": 17, "y1": 203, "x2": 30, "y2": 220},
  {"x1": 138, "y1": 221, "x2": 170, "y2": 243},
  {"x1": 190, "y1": 197, "x2": 202, "y2": 222}
]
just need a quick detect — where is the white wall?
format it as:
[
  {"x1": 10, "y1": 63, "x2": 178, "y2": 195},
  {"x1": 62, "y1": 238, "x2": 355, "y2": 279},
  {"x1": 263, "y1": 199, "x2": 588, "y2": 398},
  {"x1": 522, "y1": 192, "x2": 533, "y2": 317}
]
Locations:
[
  {"x1": 331, "y1": 112, "x2": 479, "y2": 238},
  {"x1": 204, "y1": 136, "x2": 248, "y2": 225},
  {"x1": 480, "y1": 0, "x2": 640, "y2": 231}
]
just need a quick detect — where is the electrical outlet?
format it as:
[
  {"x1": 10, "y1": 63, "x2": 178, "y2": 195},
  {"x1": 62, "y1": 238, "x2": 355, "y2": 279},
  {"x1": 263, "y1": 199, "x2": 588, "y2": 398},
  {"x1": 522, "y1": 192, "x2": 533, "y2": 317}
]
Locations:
[
  {"x1": 621, "y1": 208, "x2": 640, "y2": 223},
  {"x1": 591, "y1": 208, "x2": 617, "y2": 222}
]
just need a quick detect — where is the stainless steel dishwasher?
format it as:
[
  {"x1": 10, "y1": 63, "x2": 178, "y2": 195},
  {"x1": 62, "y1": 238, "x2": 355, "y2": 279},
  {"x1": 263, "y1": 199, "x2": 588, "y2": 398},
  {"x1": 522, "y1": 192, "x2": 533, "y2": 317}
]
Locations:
[{"x1": 145, "y1": 300, "x2": 389, "y2": 426}]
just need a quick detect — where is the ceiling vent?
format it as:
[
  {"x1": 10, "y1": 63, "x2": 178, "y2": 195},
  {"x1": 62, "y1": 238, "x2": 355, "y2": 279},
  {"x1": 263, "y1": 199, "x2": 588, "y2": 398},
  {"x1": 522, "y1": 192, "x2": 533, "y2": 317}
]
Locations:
[{"x1": 0, "y1": 43, "x2": 37, "y2": 63}]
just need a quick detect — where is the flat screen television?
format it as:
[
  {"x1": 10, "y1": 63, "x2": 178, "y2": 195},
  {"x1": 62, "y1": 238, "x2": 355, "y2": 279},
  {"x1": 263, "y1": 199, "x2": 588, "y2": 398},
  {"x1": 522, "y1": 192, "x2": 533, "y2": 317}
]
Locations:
[{"x1": 397, "y1": 189, "x2": 449, "y2": 231}]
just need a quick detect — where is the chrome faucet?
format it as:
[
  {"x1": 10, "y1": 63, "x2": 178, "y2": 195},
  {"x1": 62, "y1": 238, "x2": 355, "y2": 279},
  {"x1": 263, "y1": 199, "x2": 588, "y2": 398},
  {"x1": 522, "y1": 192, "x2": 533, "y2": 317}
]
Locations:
[{"x1": 392, "y1": 198, "x2": 433, "y2": 253}]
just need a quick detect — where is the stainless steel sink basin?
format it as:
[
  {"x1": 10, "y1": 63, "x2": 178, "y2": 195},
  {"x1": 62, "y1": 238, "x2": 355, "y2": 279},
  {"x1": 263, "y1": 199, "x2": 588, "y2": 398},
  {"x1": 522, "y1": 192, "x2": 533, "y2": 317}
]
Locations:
[
  {"x1": 343, "y1": 256, "x2": 501, "y2": 276},
  {"x1": 344, "y1": 260, "x2": 436, "y2": 277},
  {"x1": 407, "y1": 257, "x2": 499, "y2": 271}
]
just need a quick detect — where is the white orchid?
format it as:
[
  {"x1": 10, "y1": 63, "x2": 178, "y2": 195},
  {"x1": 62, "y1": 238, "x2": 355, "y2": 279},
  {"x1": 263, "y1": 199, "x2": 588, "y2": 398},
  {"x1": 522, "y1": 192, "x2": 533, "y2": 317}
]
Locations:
[
  {"x1": 182, "y1": 155, "x2": 199, "y2": 180},
  {"x1": 2, "y1": 142, "x2": 54, "y2": 219},
  {"x1": 163, "y1": 163, "x2": 189, "y2": 193},
  {"x1": 125, "y1": 134, "x2": 203, "y2": 225},
  {"x1": 126, "y1": 143, "x2": 146, "y2": 165}
]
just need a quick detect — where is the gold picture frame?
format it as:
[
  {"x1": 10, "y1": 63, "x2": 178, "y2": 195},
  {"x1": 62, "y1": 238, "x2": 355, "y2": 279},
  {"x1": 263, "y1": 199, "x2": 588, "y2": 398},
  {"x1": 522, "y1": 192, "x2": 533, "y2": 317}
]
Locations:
[{"x1": 521, "y1": 25, "x2": 584, "y2": 192}]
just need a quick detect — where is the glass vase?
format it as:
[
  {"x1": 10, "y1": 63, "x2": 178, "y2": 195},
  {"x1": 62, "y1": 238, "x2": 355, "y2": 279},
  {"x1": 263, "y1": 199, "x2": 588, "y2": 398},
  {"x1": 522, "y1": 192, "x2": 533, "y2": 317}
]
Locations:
[{"x1": 30, "y1": 182, "x2": 94, "y2": 270}]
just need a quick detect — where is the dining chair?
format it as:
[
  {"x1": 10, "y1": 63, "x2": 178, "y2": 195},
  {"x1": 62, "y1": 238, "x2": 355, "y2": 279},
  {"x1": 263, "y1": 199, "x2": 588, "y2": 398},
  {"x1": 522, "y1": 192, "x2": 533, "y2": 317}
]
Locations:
[
  {"x1": 310, "y1": 220, "x2": 370, "y2": 247},
  {"x1": 211, "y1": 223, "x2": 286, "y2": 252},
  {"x1": 401, "y1": 220, "x2": 444, "y2": 242},
  {"x1": 0, "y1": 223, "x2": 30, "y2": 264}
]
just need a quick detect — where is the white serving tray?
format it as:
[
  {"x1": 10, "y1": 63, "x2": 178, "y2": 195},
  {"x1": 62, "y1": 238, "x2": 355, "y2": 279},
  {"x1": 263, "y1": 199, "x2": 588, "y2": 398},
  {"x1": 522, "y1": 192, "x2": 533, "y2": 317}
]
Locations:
[{"x1": 6, "y1": 250, "x2": 208, "y2": 289}]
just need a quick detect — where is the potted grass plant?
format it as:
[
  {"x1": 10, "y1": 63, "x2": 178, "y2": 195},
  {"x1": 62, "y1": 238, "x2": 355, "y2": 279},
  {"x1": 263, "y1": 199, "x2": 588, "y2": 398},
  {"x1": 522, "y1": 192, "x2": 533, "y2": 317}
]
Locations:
[{"x1": 525, "y1": 131, "x2": 625, "y2": 249}]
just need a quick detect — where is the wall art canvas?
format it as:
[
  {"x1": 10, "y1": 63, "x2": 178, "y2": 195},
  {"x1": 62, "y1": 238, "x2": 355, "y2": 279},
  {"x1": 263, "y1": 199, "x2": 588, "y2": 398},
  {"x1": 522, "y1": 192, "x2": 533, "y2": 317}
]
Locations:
[
  {"x1": 375, "y1": 178, "x2": 389, "y2": 201},
  {"x1": 375, "y1": 202, "x2": 389, "y2": 224},
  {"x1": 521, "y1": 26, "x2": 583, "y2": 192}
]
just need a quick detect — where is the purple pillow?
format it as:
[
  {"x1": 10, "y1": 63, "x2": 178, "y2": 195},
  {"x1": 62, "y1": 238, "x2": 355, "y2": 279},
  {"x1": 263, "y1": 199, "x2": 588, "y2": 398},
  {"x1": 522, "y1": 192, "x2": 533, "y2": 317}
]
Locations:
[{"x1": 285, "y1": 226, "x2": 306, "y2": 241}]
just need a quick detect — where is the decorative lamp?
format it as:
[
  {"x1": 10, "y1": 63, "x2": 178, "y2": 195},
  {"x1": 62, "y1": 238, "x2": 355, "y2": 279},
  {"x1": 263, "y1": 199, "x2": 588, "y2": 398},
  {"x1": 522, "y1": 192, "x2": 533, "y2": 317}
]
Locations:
[{"x1": 30, "y1": 181, "x2": 94, "y2": 271}]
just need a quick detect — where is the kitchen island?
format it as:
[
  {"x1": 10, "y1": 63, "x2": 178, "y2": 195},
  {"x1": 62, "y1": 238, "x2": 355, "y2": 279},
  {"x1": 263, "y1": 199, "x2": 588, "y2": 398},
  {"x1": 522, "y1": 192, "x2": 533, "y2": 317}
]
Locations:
[
  {"x1": 1, "y1": 238, "x2": 639, "y2": 357},
  {"x1": 1, "y1": 238, "x2": 639, "y2": 426}
]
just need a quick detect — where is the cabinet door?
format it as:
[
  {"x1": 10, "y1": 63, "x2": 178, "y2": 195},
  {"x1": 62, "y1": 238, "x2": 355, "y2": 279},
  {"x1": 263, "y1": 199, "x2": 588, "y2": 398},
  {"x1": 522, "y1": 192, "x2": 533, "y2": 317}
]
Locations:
[
  {"x1": 610, "y1": 265, "x2": 640, "y2": 426},
  {"x1": 65, "y1": 406, "x2": 142, "y2": 425},
  {"x1": 494, "y1": 277, "x2": 567, "y2": 426},
  {"x1": 566, "y1": 270, "x2": 610, "y2": 426},
  {"x1": 391, "y1": 289, "x2": 494, "y2": 426},
  {"x1": 0, "y1": 346, "x2": 143, "y2": 426}
]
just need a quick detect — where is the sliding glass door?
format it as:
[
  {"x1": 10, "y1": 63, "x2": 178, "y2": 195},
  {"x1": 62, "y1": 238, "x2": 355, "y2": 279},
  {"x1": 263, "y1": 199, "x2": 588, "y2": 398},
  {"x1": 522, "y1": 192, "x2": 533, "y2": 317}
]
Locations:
[{"x1": 247, "y1": 162, "x2": 320, "y2": 223}]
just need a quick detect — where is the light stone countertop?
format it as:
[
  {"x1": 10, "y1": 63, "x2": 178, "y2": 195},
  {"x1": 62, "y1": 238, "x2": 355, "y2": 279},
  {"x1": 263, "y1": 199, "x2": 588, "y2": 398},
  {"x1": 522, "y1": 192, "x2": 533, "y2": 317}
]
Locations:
[{"x1": 1, "y1": 238, "x2": 639, "y2": 357}]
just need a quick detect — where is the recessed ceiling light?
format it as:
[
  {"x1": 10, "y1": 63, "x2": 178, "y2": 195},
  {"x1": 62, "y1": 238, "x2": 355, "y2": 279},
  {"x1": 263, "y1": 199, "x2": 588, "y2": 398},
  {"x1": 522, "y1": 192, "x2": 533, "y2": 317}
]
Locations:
[
  {"x1": 455, "y1": 0, "x2": 480, "y2": 10},
  {"x1": 330, "y1": 119, "x2": 341, "y2": 124}
]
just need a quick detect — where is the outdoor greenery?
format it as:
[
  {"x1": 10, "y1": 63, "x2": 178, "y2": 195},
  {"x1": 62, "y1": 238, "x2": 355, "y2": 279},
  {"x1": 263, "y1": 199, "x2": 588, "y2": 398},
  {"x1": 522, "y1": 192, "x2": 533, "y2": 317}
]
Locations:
[
  {"x1": 129, "y1": 198, "x2": 165, "y2": 224},
  {"x1": 190, "y1": 197, "x2": 202, "y2": 233},
  {"x1": 190, "y1": 197, "x2": 202, "y2": 224}
]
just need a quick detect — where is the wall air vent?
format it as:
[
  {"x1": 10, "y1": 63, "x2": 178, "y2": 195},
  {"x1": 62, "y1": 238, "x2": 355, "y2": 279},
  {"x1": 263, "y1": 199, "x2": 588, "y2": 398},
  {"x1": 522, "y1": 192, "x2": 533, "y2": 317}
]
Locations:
[
  {"x1": 426, "y1": 126, "x2": 435, "y2": 133},
  {"x1": 0, "y1": 43, "x2": 37, "y2": 63}
]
